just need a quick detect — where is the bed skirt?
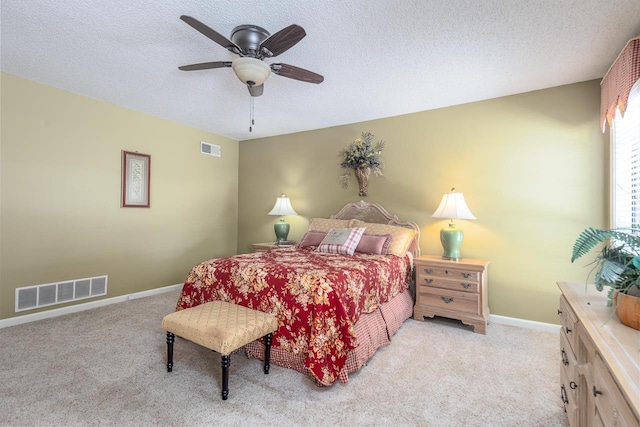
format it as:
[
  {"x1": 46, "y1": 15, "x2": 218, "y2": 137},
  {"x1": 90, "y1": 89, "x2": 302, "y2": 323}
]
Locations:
[{"x1": 244, "y1": 289, "x2": 414, "y2": 386}]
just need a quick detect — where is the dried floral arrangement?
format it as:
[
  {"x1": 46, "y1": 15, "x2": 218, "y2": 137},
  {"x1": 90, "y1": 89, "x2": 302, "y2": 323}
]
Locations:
[{"x1": 338, "y1": 132, "x2": 385, "y2": 188}]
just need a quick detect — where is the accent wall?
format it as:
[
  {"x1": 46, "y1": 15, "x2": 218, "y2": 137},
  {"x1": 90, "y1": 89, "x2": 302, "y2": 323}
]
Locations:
[{"x1": 237, "y1": 80, "x2": 607, "y2": 324}]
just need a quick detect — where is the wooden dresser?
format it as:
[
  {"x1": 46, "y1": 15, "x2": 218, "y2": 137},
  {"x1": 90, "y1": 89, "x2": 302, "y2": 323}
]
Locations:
[
  {"x1": 557, "y1": 282, "x2": 639, "y2": 426},
  {"x1": 413, "y1": 255, "x2": 490, "y2": 334}
]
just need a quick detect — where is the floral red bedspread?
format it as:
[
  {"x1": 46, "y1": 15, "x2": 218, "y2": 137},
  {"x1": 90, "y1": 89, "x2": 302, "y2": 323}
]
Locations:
[{"x1": 175, "y1": 246, "x2": 411, "y2": 385}]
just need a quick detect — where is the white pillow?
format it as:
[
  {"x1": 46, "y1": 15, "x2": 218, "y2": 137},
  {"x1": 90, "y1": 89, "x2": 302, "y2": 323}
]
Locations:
[{"x1": 316, "y1": 227, "x2": 366, "y2": 255}]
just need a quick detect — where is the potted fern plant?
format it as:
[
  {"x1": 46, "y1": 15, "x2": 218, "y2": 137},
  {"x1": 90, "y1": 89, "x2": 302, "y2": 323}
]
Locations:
[{"x1": 571, "y1": 227, "x2": 640, "y2": 330}]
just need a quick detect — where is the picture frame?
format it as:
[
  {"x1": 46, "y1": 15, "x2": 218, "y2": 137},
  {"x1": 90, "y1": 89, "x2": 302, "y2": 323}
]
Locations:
[{"x1": 122, "y1": 150, "x2": 151, "y2": 208}]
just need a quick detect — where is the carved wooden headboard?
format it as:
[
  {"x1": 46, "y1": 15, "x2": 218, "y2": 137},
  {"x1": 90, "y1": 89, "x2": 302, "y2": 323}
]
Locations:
[{"x1": 330, "y1": 200, "x2": 421, "y2": 257}]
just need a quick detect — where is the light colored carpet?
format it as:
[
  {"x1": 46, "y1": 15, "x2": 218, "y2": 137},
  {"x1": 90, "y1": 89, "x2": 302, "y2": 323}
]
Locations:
[{"x1": 0, "y1": 290, "x2": 568, "y2": 427}]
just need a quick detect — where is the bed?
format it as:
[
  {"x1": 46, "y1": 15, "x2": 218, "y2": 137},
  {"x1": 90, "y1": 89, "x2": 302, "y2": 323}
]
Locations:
[{"x1": 175, "y1": 201, "x2": 420, "y2": 386}]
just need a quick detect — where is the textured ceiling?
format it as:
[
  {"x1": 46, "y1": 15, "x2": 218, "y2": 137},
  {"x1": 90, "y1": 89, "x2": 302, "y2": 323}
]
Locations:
[{"x1": 2, "y1": 0, "x2": 640, "y2": 141}]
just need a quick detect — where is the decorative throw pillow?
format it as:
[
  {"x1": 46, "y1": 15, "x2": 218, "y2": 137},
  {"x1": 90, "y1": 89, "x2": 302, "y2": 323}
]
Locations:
[
  {"x1": 317, "y1": 227, "x2": 366, "y2": 255},
  {"x1": 350, "y1": 220, "x2": 417, "y2": 256},
  {"x1": 308, "y1": 218, "x2": 351, "y2": 233},
  {"x1": 298, "y1": 230, "x2": 327, "y2": 247},
  {"x1": 355, "y1": 233, "x2": 393, "y2": 255}
]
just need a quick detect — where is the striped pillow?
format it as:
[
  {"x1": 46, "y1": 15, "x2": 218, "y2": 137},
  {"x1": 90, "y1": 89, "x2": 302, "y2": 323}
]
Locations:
[{"x1": 316, "y1": 227, "x2": 366, "y2": 255}]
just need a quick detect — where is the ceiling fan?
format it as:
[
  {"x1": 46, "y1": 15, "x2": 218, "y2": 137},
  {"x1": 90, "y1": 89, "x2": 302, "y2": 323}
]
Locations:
[{"x1": 178, "y1": 15, "x2": 324, "y2": 97}]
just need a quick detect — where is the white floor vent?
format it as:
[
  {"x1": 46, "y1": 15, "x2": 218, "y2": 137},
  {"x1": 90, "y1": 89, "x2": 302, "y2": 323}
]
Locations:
[
  {"x1": 15, "y1": 275, "x2": 108, "y2": 312},
  {"x1": 200, "y1": 141, "x2": 221, "y2": 157}
]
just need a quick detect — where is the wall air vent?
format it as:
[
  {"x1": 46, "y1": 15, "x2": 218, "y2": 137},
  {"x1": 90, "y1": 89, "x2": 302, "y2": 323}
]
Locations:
[
  {"x1": 15, "y1": 275, "x2": 108, "y2": 312},
  {"x1": 200, "y1": 141, "x2": 221, "y2": 157}
]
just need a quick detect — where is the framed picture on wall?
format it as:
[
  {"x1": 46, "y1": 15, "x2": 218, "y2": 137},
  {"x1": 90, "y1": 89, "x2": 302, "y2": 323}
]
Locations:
[{"x1": 122, "y1": 150, "x2": 151, "y2": 208}]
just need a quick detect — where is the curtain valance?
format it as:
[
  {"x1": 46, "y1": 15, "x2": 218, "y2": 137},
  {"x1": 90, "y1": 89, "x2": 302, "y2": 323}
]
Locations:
[{"x1": 600, "y1": 36, "x2": 640, "y2": 132}]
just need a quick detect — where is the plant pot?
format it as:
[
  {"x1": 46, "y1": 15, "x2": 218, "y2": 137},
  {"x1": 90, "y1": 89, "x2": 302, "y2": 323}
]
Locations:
[{"x1": 615, "y1": 292, "x2": 640, "y2": 330}]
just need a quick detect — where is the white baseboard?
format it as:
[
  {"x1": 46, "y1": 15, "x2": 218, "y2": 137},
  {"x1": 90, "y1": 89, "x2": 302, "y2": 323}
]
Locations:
[
  {"x1": 490, "y1": 314, "x2": 560, "y2": 333},
  {"x1": 1, "y1": 284, "x2": 561, "y2": 333},
  {"x1": 0, "y1": 283, "x2": 183, "y2": 329}
]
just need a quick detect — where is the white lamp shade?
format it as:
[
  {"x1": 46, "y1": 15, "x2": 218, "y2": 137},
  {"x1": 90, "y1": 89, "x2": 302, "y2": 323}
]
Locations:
[
  {"x1": 231, "y1": 57, "x2": 271, "y2": 86},
  {"x1": 431, "y1": 192, "x2": 476, "y2": 220},
  {"x1": 268, "y1": 195, "x2": 297, "y2": 216}
]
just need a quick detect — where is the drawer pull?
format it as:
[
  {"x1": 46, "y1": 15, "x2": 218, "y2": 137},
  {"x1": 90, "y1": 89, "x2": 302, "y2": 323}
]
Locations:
[
  {"x1": 570, "y1": 381, "x2": 577, "y2": 390},
  {"x1": 560, "y1": 385, "x2": 569, "y2": 404},
  {"x1": 460, "y1": 283, "x2": 471, "y2": 289},
  {"x1": 565, "y1": 326, "x2": 572, "y2": 334},
  {"x1": 424, "y1": 268, "x2": 433, "y2": 274},
  {"x1": 592, "y1": 386, "x2": 602, "y2": 397},
  {"x1": 561, "y1": 349, "x2": 569, "y2": 366},
  {"x1": 441, "y1": 296, "x2": 454, "y2": 304},
  {"x1": 461, "y1": 272, "x2": 472, "y2": 278},
  {"x1": 423, "y1": 278, "x2": 433, "y2": 284},
  {"x1": 557, "y1": 309, "x2": 562, "y2": 315}
]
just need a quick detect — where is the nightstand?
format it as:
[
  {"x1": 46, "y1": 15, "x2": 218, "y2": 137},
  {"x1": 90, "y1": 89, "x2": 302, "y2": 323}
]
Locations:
[
  {"x1": 413, "y1": 255, "x2": 490, "y2": 334},
  {"x1": 252, "y1": 242, "x2": 280, "y2": 252},
  {"x1": 252, "y1": 242, "x2": 296, "y2": 252}
]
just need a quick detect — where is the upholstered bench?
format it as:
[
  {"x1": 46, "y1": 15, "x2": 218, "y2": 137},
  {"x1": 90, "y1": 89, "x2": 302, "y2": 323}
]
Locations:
[{"x1": 161, "y1": 301, "x2": 278, "y2": 400}]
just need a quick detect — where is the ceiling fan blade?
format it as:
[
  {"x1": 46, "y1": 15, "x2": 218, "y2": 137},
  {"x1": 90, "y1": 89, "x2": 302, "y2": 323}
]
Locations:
[
  {"x1": 248, "y1": 84, "x2": 264, "y2": 97},
  {"x1": 260, "y1": 24, "x2": 306, "y2": 57},
  {"x1": 180, "y1": 15, "x2": 240, "y2": 54},
  {"x1": 271, "y1": 63, "x2": 324, "y2": 84},
  {"x1": 178, "y1": 61, "x2": 231, "y2": 71}
]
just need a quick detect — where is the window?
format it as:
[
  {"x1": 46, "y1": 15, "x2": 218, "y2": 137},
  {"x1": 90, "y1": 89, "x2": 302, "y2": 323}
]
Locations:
[{"x1": 611, "y1": 81, "x2": 640, "y2": 232}]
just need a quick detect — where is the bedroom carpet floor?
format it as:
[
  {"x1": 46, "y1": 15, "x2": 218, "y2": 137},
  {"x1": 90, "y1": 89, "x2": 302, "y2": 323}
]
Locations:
[{"x1": 0, "y1": 290, "x2": 569, "y2": 427}]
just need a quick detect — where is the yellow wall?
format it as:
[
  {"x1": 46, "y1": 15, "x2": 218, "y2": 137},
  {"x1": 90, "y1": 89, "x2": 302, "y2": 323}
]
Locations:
[
  {"x1": 238, "y1": 80, "x2": 607, "y2": 324},
  {"x1": 0, "y1": 73, "x2": 239, "y2": 320},
  {"x1": 0, "y1": 74, "x2": 607, "y2": 325}
]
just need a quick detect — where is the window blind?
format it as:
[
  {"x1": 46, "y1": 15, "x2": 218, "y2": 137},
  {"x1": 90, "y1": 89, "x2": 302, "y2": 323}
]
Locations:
[{"x1": 612, "y1": 82, "x2": 640, "y2": 232}]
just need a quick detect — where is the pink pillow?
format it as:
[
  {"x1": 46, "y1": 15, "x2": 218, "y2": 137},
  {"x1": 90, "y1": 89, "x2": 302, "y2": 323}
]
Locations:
[
  {"x1": 355, "y1": 234, "x2": 392, "y2": 255},
  {"x1": 298, "y1": 231, "x2": 327, "y2": 247},
  {"x1": 316, "y1": 227, "x2": 366, "y2": 255}
]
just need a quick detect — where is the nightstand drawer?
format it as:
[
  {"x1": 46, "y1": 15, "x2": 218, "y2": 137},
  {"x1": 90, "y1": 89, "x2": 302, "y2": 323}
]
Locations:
[
  {"x1": 417, "y1": 276, "x2": 479, "y2": 293},
  {"x1": 417, "y1": 266, "x2": 480, "y2": 282},
  {"x1": 418, "y1": 287, "x2": 480, "y2": 315}
]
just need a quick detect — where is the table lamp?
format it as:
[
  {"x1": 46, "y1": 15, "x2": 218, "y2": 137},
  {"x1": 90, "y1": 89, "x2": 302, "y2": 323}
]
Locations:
[
  {"x1": 268, "y1": 194, "x2": 298, "y2": 242},
  {"x1": 431, "y1": 188, "x2": 476, "y2": 260}
]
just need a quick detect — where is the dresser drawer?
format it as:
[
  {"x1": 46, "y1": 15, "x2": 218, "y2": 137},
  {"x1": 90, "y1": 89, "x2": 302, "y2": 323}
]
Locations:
[
  {"x1": 559, "y1": 295, "x2": 578, "y2": 354},
  {"x1": 592, "y1": 354, "x2": 638, "y2": 427},
  {"x1": 418, "y1": 287, "x2": 480, "y2": 315},
  {"x1": 417, "y1": 265, "x2": 480, "y2": 282},
  {"x1": 560, "y1": 364, "x2": 579, "y2": 427},
  {"x1": 560, "y1": 331, "x2": 578, "y2": 404},
  {"x1": 417, "y1": 276, "x2": 479, "y2": 293}
]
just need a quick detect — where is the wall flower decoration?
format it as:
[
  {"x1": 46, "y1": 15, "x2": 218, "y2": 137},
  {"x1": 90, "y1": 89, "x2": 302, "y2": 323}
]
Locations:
[{"x1": 338, "y1": 132, "x2": 385, "y2": 196}]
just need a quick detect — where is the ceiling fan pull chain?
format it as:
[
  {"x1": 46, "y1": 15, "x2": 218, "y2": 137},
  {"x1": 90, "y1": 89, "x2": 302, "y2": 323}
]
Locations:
[{"x1": 249, "y1": 96, "x2": 255, "y2": 132}]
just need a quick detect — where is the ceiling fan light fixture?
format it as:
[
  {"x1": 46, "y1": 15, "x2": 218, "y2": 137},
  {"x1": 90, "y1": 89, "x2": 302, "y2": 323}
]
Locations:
[{"x1": 231, "y1": 57, "x2": 271, "y2": 86}]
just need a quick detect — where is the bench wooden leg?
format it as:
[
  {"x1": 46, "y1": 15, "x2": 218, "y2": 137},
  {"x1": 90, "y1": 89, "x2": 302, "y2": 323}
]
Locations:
[
  {"x1": 221, "y1": 354, "x2": 230, "y2": 400},
  {"x1": 264, "y1": 333, "x2": 272, "y2": 374},
  {"x1": 166, "y1": 332, "x2": 174, "y2": 372}
]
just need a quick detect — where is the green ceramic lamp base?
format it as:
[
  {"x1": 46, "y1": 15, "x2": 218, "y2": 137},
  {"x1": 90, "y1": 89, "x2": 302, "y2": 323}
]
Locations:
[
  {"x1": 440, "y1": 222, "x2": 465, "y2": 260},
  {"x1": 273, "y1": 219, "x2": 290, "y2": 242}
]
